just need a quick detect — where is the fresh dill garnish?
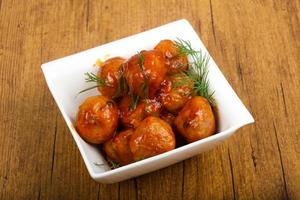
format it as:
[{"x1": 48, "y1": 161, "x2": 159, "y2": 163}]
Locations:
[
  {"x1": 128, "y1": 52, "x2": 149, "y2": 110},
  {"x1": 113, "y1": 78, "x2": 121, "y2": 99},
  {"x1": 174, "y1": 38, "x2": 200, "y2": 57},
  {"x1": 138, "y1": 52, "x2": 149, "y2": 98},
  {"x1": 78, "y1": 85, "x2": 102, "y2": 94},
  {"x1": 109, "y1": 160, "x2": 120, "y2": 169},
  {"x1": 141, "y1": 79, "x2": 149, "y2": 99},
  {"x1": 137, "y1": 51, "x2": 145, "y2": 70},
  {"x1": 95, "y1": 160, "x2": 119, "y2": 169},
  {"x1": 78, "y1": 72, "x2": 107, "y2": 94},
  {"x1": 112, "y1": 131, "x2": 117, "y2": 137},
  {"x1": 171, "y1": 73, "x2": 191, "y2": 88},
  {"x1": 112, "y1": 68, "x2": 127, "y2": 99},
  {"x1": 122, "y1": 75, "x2": 128, "y2": 94},
  {"x1": 84, "y1": 72, "x2": 106, "y2": 85},
  {"x1": 129, "y1": 93, "x2": 140, "y2": 111},
  {"x1": 174, "y1": 38, "x2": 215, "y2": 105}
]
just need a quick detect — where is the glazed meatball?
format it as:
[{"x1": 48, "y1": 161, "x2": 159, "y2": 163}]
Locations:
[
  {"x1": 97, "y1": 57, "x2": 125, "y2": 98},
  {"x1": 160, "y1": 73, "x2": 193, "y2": 114},
  {"x1": 103, "y1": 139, "x2": 119, "y2": 162},
  {"x1": 76, "y1": 96, "x2": 118, "y2": 144},
  {"x1": 160, "y1": 110, "x2": 175, "y2": 125},
  {"x1": 119, "y1": 96, "x2": 162, "y2": 128},
  {"x1": 154, "y1": 39, "x2": 188, "y2": 73},
  {"x1": 130, "y1": 116, "x2": 176, "y2": 161},
  {"x1": 144, "y1": 98, "x2": 162, "y2": 117},
  {"x1": 119, "y1": 96, "x2": 146, "y2": 128},
  {"x1": 174, "y1": 96, "x2": 215, "y2": 143},
  {"x1": 123, "y1": 50, "x2": 167, "y2": 98},
  {"x1": 103, "y1": 129, "x2": 134, "y2": 165}
]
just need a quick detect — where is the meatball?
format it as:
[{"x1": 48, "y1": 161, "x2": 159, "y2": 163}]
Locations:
[
  {"x1": 144, "y1": 98, "x2": 162, "y2": 117},
  {"x1": 174, "y1": 96, "x2": 215, "y2": 143},
  {"x1": 103, "y1": 129, "x2": 134, "y2": 165},
  {"x1": 154, "y1": 39, "x2": 188, "y2": 73},
  {"x1": 76, "y1": 96, "x2": 118, "y2": 144},
  {"x1": 130, "y1": 116, "x2": 176, "y2": 161},
  {"x1": 103, "y1": 139, "x2": 119, "y2": 162},
  {"x1": 160, "y1": 110, "x2": 175, "y2": 125},
  {"x1": 97, "y1": 57, "x2": 125, "y2": 98},
  {"x1": 119, "y1": 96, "x2": 146, "y2": 128},
  {"x1": 160, "y1": 74, "x2": 193, "y2": 114},
  {"x1": 123, "y1": 50, "x2": 167, "y2": 98},
  {"x1": 119, "y1": 96, "x2": 162, "y2": 128}
]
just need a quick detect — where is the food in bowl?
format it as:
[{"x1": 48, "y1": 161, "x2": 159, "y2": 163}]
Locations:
[{"x1": 76, "y1": 39, "x2": 216, "y2": 169}]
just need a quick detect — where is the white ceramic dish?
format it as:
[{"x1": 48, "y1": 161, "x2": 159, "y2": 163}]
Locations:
[{"x1": 41, "y1": 19, "x2": 254, "y2": 183}]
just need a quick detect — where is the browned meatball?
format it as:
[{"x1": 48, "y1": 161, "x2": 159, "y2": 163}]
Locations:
[
  {"x1": 103, "y1": 139, "x2": 119, "y2": 162},
  {"x1": 160, "y1": 74, "x2": 193, "y2": 114},
  {"x1": 119, "y1": 96, "x2": 162, "y2": 128},
  {"x1": 103, "y1": 129, "x2": 134, "y2": 165},
  {"x1": 76, "y1": 96, "x2": 118, "y2": 144},
  {"x1": 123, "y1": 50, "x2": 167, "y2": 98},
  {"x1": 130, "y1": 116, "x2": 176, "y2": 161},
  {"x1": 119, "y1": 96, "x2": 146, "y2": 128},
  {"x1": 97, "y1": 57, "x2": 125, "y2": 98},
  {"x1": 174, "y1": 96, "x2": 215, "y2": 143},
  {"x1": 160, "y1": 110, "x2": 176, "y2": 125},
  {"x1": 154, "y1": 39, "x2": 188, "y2": 73},
  {"x1": 144, "y1": 98, "x2": 162, "y2": 117}
]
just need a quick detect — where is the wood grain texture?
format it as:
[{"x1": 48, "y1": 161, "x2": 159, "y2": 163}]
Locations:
[{"x1": 0, "y1": 0, "x2": 299, "y2": 199}]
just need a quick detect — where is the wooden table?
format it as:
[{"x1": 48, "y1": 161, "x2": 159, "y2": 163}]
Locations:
[{"x1": 0, "y1": 0, "x2": 299, "y2": 199}]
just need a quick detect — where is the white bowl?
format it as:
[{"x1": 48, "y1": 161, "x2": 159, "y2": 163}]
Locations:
[{"x1": 41, "y1": 19, "x2": 254, "y2": 183}]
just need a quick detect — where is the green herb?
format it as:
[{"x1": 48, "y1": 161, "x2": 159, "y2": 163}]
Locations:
[
  {"x1": 113, "y1": 78, "x2": 121, "y2": 99},
  {"x1": 171, "y1": 73, "x2": 191, "y2": 88},
  {"x1": 141, "y1": 79, "x2": 149, "y2": 99},
  {"x1": 113, "y1": 65, "x2": 129, "y2": 99},
  {"x1": 129, "y1": 93, "x2": 140, "y2": 111},
  {"x1": 174, "y1": 62, "x2": 185, "y2": 69},
  {"x1": 128, "y1": 52, "x2": 149, "y2": 110},
  {"x1": 109, "y1": 160, "x2": 120, "y2": 169},
  {"x1": 137, "y1": 51, "x2": 145, "y2": 70},
  {"x1": 174, "y1": 38, "x2": 215, "y2": 105},
  {"x1": 112, "y1": 73, "x2": 123, "y2": 99},
  {"x1": 137, "y1": 52, "x2": 149, "y2": 98},
  {"x1": 122, "y1": 75, "x2": 128, "y2": 95},
  {"x1": 112, "y1": 131, "x2": 117, "y2": 137},
  {"x1": 78, "y1": 72, "x2": 107, "y2": 94},
  {"x1": 84, "y1": 72, "x2": 106, "y2": 85},
  {"x1": 174, "y1": 38, "x2": 200, "y2": 57}
]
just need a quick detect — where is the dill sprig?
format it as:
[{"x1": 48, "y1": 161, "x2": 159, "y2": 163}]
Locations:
[
  {"x1": 129, "y1": 52, "x2": 149, "y2": 111},
  {"x1": 84, "y1": 72, "x2": 106, "y2": 85},
  {"x1": 112, "y1": 66, "x2": 128, "y2": 99},
  {"x1": 174, "y1": 38, "x2": 215, "y2": 105},
  {"x1": 137, "y1": 51, "x2": 145, "y2": 70},
  {"x1": 137, "y1": 52, "x2": 149, "y2": 98},
  {"x1": 129, "y1": 93, "x2": 140, "y2": 111},
  {"x1": 78, "y1": 72, "x2": 107, "y2": 94},
  {"x1": 109, "y1": 160, "x2": 120, "y2": 169},
  {"x1": 96, "y1": 160, "x2": 120, "y2": 169}
]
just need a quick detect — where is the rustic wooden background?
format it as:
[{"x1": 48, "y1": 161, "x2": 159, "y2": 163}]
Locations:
[{"x1": 0, "y1": 0, "x2": 299, "y2": 199}]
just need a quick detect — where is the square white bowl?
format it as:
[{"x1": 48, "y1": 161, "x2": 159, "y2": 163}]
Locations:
[{"x1": 41, "y1": 19, "x2": 254, "y2": 183}]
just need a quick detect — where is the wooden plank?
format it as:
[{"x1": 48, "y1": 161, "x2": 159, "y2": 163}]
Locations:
[
  {"x1": 204, "y1": 1, "x2": 300, "y2": 199},
  {"x1": 0, "y1": 0, "x2": 57, "y2": 199},
  {"x1": 39, "y1": 0, "x2": 100, "y2": 199}
]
